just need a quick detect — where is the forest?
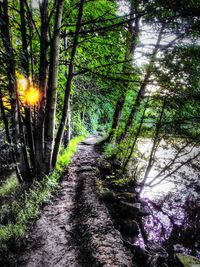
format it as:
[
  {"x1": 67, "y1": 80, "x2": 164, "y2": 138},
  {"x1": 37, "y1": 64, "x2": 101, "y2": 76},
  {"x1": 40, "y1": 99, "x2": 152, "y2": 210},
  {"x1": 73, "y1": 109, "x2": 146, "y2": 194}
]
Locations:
[{"x1": 0, "y1": 0, "x2": 200, "y2": 266}]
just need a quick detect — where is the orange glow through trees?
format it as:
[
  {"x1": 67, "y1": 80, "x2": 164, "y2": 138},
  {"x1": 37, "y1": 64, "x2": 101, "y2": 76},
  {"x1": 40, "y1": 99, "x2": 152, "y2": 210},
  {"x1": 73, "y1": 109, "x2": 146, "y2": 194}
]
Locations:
[
  {"x1": 17, "y1": 74, "x2": 40, "y2": 106},
  {"x1": 25, "y1": 88, "x2": 40, "y2": 106}
]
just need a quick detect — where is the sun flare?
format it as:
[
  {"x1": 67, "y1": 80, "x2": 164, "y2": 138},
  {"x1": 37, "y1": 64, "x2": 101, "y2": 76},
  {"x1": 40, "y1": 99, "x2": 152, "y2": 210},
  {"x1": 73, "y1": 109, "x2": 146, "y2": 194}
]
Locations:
[
  {"x1": 16, "y1": 74, "x2": 40, "y2": 106},
  {"x1": 25, "y1": 88, "x2": 40, "y2": 106}
]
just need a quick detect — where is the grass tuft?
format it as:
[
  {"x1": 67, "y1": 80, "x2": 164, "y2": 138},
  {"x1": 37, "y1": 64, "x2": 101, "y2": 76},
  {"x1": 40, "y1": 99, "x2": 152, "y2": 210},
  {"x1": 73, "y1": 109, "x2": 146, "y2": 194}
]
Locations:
[
  {"x1": 0, "y1": 175, "x2": 19, "y2": 198},
  {"x1": 0, "y1": 136, "x2": 84, "y2": 247}
]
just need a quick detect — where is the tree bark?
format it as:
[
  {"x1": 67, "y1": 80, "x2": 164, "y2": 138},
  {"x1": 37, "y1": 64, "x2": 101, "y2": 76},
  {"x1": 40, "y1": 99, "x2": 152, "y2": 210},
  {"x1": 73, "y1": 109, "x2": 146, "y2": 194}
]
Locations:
[
  {"x1": 35, "y1": 0, "x2": 49, "y2": 176},
  {"x1": 63, "y1": 97, "x2": 71, "y2": 147},
  {"x1": 52, "y1": 0, "x2": 85, "y2": 168},
  {"x1": 122, "y1": 97, "x2": 149, "y2": 169},
  {"x1": 118, "y1": 24, "x2": 165, "y2": 142},
  {"x1": 0, "y1": 0, "x2": 30, "y2": 182},
  {"x1": 139, "y1": 95, "x2": 167, "y2": 195},
  {"x1": 106, "y1": 0, "x2": 140, "y2": 142},
  {"x1": 0, "y1": 0, "x2": 31, "y2": 182},
  {"x1": 44, "y1": 0, "x2": 65, "y2": 173},
  {"x1": 0, "y1": 89, "x2": 23, "y2": 182},
  {"x1": 19, "y1": 0, "x2": 36, "y2": 172}
]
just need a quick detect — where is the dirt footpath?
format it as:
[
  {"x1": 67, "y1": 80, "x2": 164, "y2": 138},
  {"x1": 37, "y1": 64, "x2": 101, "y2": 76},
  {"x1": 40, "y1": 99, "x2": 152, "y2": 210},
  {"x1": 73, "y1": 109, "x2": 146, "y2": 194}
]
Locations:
[{"x1": 18, "y1": 136, "x2": 132, "y2": 267}]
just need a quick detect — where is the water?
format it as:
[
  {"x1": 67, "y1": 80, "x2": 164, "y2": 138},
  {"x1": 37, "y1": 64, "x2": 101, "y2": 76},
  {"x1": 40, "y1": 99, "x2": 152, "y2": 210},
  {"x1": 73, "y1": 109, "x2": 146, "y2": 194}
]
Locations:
[
  {"x1": 128, "y1": 139, "x2": 200, "y2": 257},
  {"x1": 128, "y1": 139, "x2": 200, "y2": 199}
]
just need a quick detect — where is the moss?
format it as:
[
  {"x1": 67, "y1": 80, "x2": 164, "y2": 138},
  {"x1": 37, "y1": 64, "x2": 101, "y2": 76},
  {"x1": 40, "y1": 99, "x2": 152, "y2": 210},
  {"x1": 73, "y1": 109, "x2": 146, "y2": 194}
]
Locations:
[
  {"x1": 177, "y1": 253, "x2": 200, "y2": 267},
  {"x1": 96, "y1": 180, "x2": 116, "y2": 201},
  {"x1": 112, "y1": 178, "x2": 128, "y2": 185}
]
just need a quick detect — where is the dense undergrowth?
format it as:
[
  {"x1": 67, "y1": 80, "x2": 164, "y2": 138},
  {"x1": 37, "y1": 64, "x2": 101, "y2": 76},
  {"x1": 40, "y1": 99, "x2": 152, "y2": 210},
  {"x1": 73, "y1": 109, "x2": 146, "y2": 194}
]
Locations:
[
  {"x1": 0, "y1": 136, "x2": 84, "y2": 251},
  {"x1": 0, "y1": 174, "x2": 19, "y2": 199}
]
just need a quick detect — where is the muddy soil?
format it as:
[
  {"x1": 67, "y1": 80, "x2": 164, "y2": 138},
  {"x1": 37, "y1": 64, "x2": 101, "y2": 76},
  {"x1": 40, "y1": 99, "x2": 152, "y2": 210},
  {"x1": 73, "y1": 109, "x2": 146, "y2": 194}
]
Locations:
[{"x1": 17, "y1": 136, "x2": 132, "y2": 267}]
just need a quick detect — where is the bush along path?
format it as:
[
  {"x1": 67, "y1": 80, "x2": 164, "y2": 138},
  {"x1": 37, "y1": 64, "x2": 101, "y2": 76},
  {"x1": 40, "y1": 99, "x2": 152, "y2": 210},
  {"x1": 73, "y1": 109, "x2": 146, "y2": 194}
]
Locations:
[{"x1": 17, "y1": 136, "x2": 132, "y2": 267}]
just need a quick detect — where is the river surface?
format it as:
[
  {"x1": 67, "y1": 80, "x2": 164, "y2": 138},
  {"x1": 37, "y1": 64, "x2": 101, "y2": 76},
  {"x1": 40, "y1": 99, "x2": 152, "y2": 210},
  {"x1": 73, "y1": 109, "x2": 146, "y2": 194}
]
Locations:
[{"x1": 128, "y1": 138, "x2": 200, "y2": 258}]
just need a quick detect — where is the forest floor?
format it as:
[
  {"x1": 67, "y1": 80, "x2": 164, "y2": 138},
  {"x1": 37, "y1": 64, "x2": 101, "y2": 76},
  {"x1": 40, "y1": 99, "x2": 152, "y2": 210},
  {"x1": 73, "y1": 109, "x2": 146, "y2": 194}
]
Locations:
[{"x1": 17, "y1": 136, "x2": 133, "y2": 267}]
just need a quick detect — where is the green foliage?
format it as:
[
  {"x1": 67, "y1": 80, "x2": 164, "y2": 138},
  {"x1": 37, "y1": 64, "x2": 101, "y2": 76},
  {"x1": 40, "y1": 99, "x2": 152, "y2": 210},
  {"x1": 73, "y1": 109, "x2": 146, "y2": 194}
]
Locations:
[
  {"x1": 154, "y1": 45, "x2": 200, "y2": 138},
  {"x1": 0, "y1": 136, "x2": 84, "y2": 247},
  {"x1": 0, "y1": 175, "x2": 19, "y2": 198},
  {"x1": 56, "y1": 136, "x2": 85, "y2": 169},
  {"x1": 72, "y1": 75, "x2": 115, "y2": 135},
  {"x1": 63, "y1": 0, "x2": 127, "y2": 136},
  {"x1": 104, "y1": 143, "x2": 119, "y2": 158},
  {"x1": 71, "y1": 114, "x2": 89, "y2": 136},
  {"x1": 112, "y1": 178, "x2": 128, "y2": 185}
]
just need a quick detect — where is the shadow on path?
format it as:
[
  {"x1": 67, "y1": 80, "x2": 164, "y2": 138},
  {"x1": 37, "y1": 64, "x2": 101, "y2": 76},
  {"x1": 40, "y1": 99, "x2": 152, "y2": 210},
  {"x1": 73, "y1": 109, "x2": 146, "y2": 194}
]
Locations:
[{"x1": 18, "y1": 136, "x2": 132, "y2": 267}]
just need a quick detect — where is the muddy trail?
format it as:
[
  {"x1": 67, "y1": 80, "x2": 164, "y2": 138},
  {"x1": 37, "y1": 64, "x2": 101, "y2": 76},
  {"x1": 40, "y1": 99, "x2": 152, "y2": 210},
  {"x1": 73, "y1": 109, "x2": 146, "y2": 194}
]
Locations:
[{"x1": 17, "y1": 136, "x2": 132, "y2": 267}]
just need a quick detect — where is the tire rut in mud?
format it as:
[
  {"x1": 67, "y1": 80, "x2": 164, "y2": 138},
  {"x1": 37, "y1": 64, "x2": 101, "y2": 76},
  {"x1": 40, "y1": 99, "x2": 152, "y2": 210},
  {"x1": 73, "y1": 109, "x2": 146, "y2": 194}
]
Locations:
[{"x1": 70, "y1": 170, "x2": 103, "y2": 267}]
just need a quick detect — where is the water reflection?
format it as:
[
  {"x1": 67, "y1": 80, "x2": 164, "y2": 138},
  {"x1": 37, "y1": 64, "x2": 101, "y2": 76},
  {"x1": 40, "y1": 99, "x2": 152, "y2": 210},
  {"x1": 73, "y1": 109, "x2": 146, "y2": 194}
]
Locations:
[{"x1": 128, "y1": 139, "x2": 200, "y2": 258}]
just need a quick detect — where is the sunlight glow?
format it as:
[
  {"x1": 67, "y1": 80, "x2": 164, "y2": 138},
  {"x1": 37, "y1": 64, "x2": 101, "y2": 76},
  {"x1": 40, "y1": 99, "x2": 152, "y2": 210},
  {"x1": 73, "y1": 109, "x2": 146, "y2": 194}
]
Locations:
[
  {"x1": 17, "y1": 78, "x2": 29, "y2": 92},
  {"x1": 137, "y1": 139, "x2": 175, "y2": 199},
  {"x1": 24, "y1": 88, "x2": 40, "y2": 106},
  {"x1": 17, "y1": 74, "x2": 40, "y2": 106},
  {"x1": 1, "y1": 96, "x2": 10, "y2": 109}
]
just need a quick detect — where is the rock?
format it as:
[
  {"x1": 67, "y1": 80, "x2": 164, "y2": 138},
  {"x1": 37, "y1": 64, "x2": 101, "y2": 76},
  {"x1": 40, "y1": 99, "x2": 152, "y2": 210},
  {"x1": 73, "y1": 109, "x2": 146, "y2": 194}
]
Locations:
[
  {"x1": 112, "y1": 158, "x2": 121, "y2": 168},
  {"x1": 123, "y1": 242, "x2": 149, "y2": 264},
  {"x1": 117, "y1": 201, "x2": 140, "y2": 218},
  {"x1": 79, "y1": 141, "x2": 91, "y2": 145},
  {"x1": 138, "y1": 205, "x2": 151, "y2": 216},
  {"x1": 119, "y1": 219, "x2": 139, "y2": 237},
  {"x1": 108, "y1": 181, "x2": 125, "y2": 191},
  {"x1": 105, "y1": 175, "x2": 116, "y2": 180},
  {"x1": 174, "y1": 244, "x2": 186, "y2": 253},
  {"x1": 98, "y1": 159, "x2": 112, "y2": 174},
  {"x1": 117, "y1": 192, "x2": 137, "y2": 203},
  {"x1": 99, "y1": 189, "x2": 116, "y2": 201},
  {"x1": 77, "y1": 166, "x2": 96, "y2": 172},
  {"x1": 176, "y1": 253, "x2": 200, "y2": 267}
]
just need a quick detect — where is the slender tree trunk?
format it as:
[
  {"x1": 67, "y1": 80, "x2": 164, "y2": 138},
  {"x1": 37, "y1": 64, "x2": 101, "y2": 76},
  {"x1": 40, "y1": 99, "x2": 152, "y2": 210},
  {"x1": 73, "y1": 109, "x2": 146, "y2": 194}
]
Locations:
[
  {"x1": 106, "y1": 0, "x2": 140, "y2": 142},
  {"x1": 64, "y1": 97, "x2": 71, "y2": 147},
  {"x1": 52, "y1": 0, "x2": 85, "y2": 168},
  {"x1": 16, "y1": 100, "x2": 32, "y2": 180},
  {"x1": 35, "y1": 0, "x2": 49, "y2": 176},
  {"x1": 122, "y1": 97, "x2": 149, "y2": 169},
  {"x1": 19, "y1": 0, "x2": 36, "y2": 172},
  {"x1": 118, "y1": 75, "x2": 149, "y2": 142},
  {"x1": 0, "y1": 90, "x2": 23, "y2": 182},
  {"x1": 0, "y1": 0, "x2": 31, "y2": 182},
  {"x1": 67, "y1": 97, "x2": 71, "y2": 142},
  {"x1": 118, "y1": 24, "x2": 165, "y2": 142},
  {"x1": 105, "y1": 89, "x2": 126, "y2": 143},
  {"x1": 139, "y1": 95, "x2": 167, "y2": 195},
  {"x1": 44, "y1": 0, "x2": 65, "y2": 173}
]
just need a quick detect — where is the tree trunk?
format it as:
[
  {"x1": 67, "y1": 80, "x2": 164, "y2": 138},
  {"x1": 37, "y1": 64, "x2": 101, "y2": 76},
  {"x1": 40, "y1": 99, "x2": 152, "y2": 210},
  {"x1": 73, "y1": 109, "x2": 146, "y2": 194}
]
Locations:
[
  {"x1": 52, "y1": 0, "x2": 85, "y2": 168},
  {"x1": 35, "y1": 0, "x2": 49, "y2": 176},
  {"x1": 19, "y1": 0, "x2": 36, "y2": 172},
  {"x1": 0, "y1": 89, "x2": 23, "y2": 182},
  {"x1": 105, "y1": 90, "x2": 126, "y2": 143},
  {"x1": 63, "y1": 97, "x2": 71, "y2": 147},
  {"x1": 139, "y1": 95, "x2": 167, "y2": 195},
  {"x1": 122, "y1": 97, "x2": 149, "y2": 169},
  {"x1": 44, "y1": 0, "x2": 64, "y2": 173},
  {"x1": 106, "y1": 0, "x2": 140, "y2": 141},
  {"x1": 0, "y1": 0, "x2": 31, "y2": 182},
  {"x1": 118, "y1": 24, "x2": 165, "y2": 142}
]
